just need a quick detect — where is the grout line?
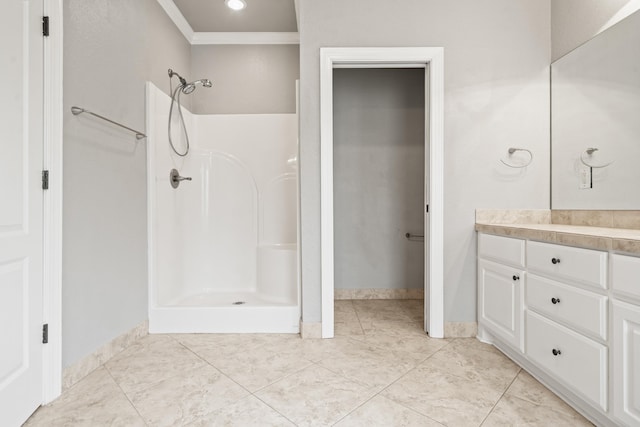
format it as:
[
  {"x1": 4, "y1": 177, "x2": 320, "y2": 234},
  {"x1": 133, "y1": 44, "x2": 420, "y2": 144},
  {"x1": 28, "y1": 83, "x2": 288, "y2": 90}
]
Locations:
[
  {"x1": 178, "y1": 337, "x2": 302, "y2": 426},
  {"x1": 478, "y1": 367, "x2": 522, "y2": 427},
  {"x1": 250, "y1": 362, "x2": 328, "y2": 427},
  {"x1": 175, "y1": 340, "x2": 255, "y2": 395},
  {"x1": 104, "y1": 367, "x2": 151, "y2": 426}
]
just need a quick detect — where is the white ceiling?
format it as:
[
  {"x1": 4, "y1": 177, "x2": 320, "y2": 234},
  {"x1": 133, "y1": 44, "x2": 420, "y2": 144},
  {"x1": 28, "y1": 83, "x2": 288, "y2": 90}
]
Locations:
[{"x1": 172, "y1": 0, "x2": 298, "y2": 32}]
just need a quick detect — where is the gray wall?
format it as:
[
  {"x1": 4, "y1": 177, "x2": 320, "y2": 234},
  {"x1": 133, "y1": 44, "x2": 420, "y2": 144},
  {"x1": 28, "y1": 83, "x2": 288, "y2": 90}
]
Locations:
[
  {"x1": 63, "y1": 0, "x2": 190, "y2": 367},
  {"x1": 333, "y1": 69, "x2": 424, "y2": 291},
  {"x1": 190, "y1": 45, "x2": 299, "y2": 114},
  {"x1": 299, "y1": 0, "x2": 551, "y2": 323},
  {"x1": 551, "y1": 0, "x2": 640, "y2": 61}
]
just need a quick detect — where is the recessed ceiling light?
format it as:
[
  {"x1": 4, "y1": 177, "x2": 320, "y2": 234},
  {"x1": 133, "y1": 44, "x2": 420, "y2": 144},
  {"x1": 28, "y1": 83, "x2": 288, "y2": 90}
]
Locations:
[{"x1": 225, "y1": 0, "x2": 246, "y2": 11}]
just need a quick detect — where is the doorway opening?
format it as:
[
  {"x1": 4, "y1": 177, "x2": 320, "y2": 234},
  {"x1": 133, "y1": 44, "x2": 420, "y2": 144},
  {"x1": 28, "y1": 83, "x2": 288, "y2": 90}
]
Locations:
[
  {"x1": 320, "y1": 47, "x2": 444, "y2": 339},
  {"x1": 332, "y1": 68, "x2": 426, "y2": 335}
]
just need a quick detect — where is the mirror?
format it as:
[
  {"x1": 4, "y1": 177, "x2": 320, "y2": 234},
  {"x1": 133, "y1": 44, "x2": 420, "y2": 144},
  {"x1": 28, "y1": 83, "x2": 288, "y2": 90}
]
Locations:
[{"x1": 551, "y1": 10, "x2": 640, "y2": 209}]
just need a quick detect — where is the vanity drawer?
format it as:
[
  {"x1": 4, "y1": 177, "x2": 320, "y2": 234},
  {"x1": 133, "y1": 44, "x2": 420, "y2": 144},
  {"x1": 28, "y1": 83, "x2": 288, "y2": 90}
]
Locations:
[
  {"x1": 527, "y1": 274, "x2": 607, "y2": 340},
  {"x1": 478, "y1": 233, "x2": 525, "y2": 267},
  {"x1": 526, "y1": 310, "x2": 608, "y2": 411},
  {"x1": 611, "y1": 254, "x2": 640, "y2": 302},
  {"x1": 527, "y1": 241, "x2": 607, "y2": 289}
]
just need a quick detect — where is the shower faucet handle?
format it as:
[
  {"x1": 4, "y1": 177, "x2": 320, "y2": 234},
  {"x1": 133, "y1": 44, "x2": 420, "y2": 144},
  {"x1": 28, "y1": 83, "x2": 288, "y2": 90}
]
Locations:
[{"x1": 170, "y1": 168, "x2": 192, "y2": 189}]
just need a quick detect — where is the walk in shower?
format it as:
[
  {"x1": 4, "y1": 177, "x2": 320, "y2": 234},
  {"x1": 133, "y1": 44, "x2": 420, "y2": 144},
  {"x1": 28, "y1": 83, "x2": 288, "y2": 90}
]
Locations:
[{"x1": 146, "y1": 81, "x2": 299, "y2": 333}]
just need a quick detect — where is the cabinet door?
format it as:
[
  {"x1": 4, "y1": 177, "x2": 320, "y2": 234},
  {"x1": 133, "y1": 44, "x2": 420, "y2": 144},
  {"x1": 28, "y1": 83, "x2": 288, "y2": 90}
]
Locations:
[
  {"x1": 478, "y1": 259, "x2": 524, "y2": 351},
  {"x1": 613, "y1": 300, "x2": 640, "y2": 426}
]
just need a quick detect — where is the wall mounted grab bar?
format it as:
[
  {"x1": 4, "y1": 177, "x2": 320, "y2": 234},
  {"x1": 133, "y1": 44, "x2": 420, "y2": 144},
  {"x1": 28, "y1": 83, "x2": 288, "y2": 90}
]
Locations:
[
  {"x1": 405, "y1": 232, "x2": 424, "y2": 241},
  {"x1": 71, "y1": 106, "x2": 146, "y2": 140}
]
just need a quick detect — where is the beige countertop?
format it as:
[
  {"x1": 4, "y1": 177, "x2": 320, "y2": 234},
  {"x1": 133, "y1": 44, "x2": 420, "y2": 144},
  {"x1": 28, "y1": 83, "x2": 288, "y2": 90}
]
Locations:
[{"x1": 475, "y1": 222, "x2": 640, "y2": 254}]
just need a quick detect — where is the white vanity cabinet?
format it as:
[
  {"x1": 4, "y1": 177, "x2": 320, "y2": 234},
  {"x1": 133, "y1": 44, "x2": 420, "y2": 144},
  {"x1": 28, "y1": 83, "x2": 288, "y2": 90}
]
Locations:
[
  {"x1": 477, "y1": 232, "x2": 620, "y2": 426},
  {"x1": 611, "y1": 254, "x2": 640, "y2": 426},
  {"x1": 477, "y1": 234, "x2": 525, "y2": 352}
]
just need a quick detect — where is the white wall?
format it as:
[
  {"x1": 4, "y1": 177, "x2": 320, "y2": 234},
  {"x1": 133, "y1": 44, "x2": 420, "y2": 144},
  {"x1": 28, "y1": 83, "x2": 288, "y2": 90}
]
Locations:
[
  {"x1": 190, "y1": 45, "x2": 300, "y2": 114},
  {"x1": 299, "y1": 0, "x2": 551, "y2": 323},
  {"x1": 333, "y1": 68, "x2": 425, "y2": 291},
  {"x1": 63, "y1": 0, "x2": 190, "y2": 368},
  {"x1": 551, "y1": 0, "x2": 640, "y2": 60}
]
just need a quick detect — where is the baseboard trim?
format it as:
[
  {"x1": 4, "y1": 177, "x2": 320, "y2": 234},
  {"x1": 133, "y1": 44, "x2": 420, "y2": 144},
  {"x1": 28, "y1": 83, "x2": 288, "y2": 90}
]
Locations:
[
  {"x1": 62, "y1": 320, "x2": 148, "y2": 390},
  {"x1": 335, "y1": 288, "x2": 424, "y2": 300},
  {"x1": 299, "y1": 321, "x2": 322, "y2": 339},
  {"x1": 444, "y1": 322, "x2": 477, "y2": 338}
]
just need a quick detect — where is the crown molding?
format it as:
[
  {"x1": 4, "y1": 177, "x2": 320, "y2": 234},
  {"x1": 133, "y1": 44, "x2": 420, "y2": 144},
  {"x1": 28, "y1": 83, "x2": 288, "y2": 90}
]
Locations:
[
  {"x1": 156, "y1": 0, "x2": 195, "y2": 42},
  {"x1": 157, "y1": 0, "x2": 299, "y2": 45},
  {"x1": 191, "y1": 32, "x2": 299, "y2": 45}
]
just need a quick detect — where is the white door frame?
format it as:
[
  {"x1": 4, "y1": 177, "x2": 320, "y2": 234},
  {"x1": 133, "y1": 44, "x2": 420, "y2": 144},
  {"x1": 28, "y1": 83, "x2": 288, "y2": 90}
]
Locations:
[
  {"x1": 320, "y1": 47, "x2": 444, "y2": 339},
  {"x1": 42, "y1": 0, "x2": 63, "y2": 403}
]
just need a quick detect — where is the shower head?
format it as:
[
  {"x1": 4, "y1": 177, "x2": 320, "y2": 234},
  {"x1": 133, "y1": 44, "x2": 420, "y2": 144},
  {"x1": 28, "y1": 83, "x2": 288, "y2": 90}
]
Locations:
[{"x1": 181, "y1": 79, "x2": 213, "y2": 94}]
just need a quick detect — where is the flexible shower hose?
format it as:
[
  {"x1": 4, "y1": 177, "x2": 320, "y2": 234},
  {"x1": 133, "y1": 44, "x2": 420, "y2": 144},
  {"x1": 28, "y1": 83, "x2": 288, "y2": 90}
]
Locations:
[{"x1": 168, "y1": 85, "x2": 189, "y2": 157}]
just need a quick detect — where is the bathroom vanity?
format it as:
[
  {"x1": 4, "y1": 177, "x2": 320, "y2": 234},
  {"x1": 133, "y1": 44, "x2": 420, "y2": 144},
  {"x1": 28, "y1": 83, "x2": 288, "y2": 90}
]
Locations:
[{"x1": 476, "y1": 221, "x2": 640, "y2": 427}]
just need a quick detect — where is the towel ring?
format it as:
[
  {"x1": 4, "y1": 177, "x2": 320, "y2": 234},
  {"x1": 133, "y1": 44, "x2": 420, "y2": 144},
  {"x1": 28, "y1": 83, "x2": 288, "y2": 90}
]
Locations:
[
  {"x1": 501, "y1": 147, "x2": 533, "y2": 168},
  {"x1": 580, "y1": 148, "x2": 614, "y2": 169}
]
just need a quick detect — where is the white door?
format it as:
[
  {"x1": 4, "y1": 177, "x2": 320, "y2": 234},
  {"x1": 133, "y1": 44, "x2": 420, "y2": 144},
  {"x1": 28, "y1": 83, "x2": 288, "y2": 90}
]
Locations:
[{"x1": 0, "y1": 0, "x2": 45, "y2": 425}]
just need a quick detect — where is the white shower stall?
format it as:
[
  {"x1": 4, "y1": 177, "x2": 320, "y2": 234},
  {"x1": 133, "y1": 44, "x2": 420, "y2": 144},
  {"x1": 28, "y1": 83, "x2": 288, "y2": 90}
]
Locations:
[{"x1": 146, "y1": 82, "x2": 299, "y2": 333}]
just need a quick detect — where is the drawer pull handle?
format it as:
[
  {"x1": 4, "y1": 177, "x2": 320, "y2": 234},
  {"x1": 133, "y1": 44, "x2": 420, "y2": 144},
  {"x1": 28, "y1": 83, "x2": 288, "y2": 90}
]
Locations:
[
  {"x1": 512, "y1": 275, "x2": 520, "y2": 281},
  {"x1": 552, "y1": 348, "x2": 562, "y2": 356},
  {"x1": 551, "y1": 297, "x2": 561, "y2": 305},
  {"x1": 551, "y1": 258, "x2": 561, "y2": 264}
]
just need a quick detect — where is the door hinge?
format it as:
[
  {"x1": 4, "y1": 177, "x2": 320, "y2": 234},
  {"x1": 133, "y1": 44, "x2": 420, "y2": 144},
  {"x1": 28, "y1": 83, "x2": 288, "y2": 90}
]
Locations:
[
  {"x1": 42, "y1": 324, "x2": 49, "y2": 344},
  {"x1": 42, "y1": 16, "x2": 50, "y2": 37},
  {"x1": 426, "y1": 204, "x2": 429, "y2": 213},
  {"x1": 42, "y1": 170, "x2": 49, "y2": 190}
]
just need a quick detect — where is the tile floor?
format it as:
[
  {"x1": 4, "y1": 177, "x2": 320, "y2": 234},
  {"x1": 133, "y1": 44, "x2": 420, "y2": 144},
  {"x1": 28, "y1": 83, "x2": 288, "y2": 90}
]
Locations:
[{"x1": 25, "y1": 300, "x2": 593, "y2": 426}]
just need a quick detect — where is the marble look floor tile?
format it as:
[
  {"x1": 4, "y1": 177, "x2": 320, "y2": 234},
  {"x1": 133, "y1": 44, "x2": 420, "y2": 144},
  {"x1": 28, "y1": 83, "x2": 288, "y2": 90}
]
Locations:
[
  {"x1": 203, "y1": 347, "x2": 314, "y2": 392},
  {"x1": 262, "y1": 336, "x2": 356, "y2": 363},
  {"x1": 382, "y1": 366, "x2": 503, "y2": 426},
  {"x1": 353, "y1": 300, "x2": 415, "y2": 323},
  {"x1": 335, "y1": 310, "x2": 361, "y2": 324},
  {"x1": 173, "y1": 333, "x2": 291, "y2": 361},
  {"x1": 482, "y1": 395, "x2": 593, "y2": 426},
  {"x1": 448, "y1": 337, "x2": 504, "y2": 356},
  {"x1": 505, "y1": 371, "x2": 588, "y2": 418},
  {"x1": 128, "y1": 364, "x2": 249, "y2": 426},
  {"x1": 255, "y1": 365, "x2": 376, "y2": 427},
  {"x1": 186, "y1": 395, "x2": 295, "y2": 427},
  {"x1": 105, "y1": 334, "x2": 208, "y2": 395},
  {"x1": 24, "y1": 367, "x2": 145, "y2": 427},
  {"x1": 317, "y1": 340, "x2": 424, "y2": 390},
  {"x1": 419, "y1": 342, "x2": 520, "y2": 391},
  {"x1": 394, "y1": 300, "x2": 425, "y2": 321},
  {"x1": 350, "y1": 332, "x2": 448, "y2": 361},
  {"x1": 335, "y1": 321, "x2": 365, "y2": 336},
  {"x1": 360, "y1": 320, "x2": 426, "y2": 336},
  {"x1": 334, "y1": 395, "x2": 444, "y2": 426},
  {"x1": 335, "y1": 300, "x2": 356, "y2": 313},
  {"x1": 319, "y1": 353, "x2": 419, "y2": 390}
]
